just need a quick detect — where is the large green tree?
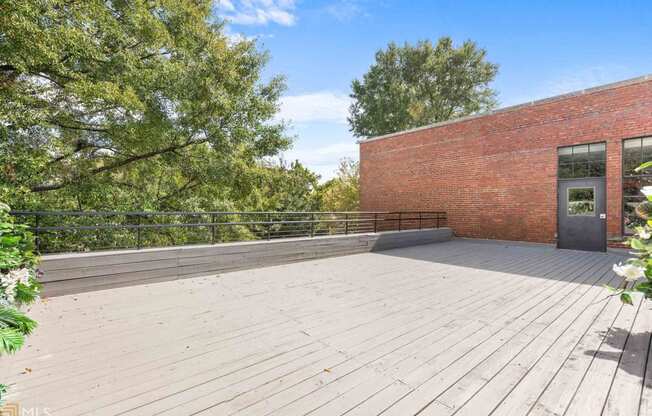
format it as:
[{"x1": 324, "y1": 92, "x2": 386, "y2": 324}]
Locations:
[
  {"x1": 320, "y1": 158, "x2": 359, "y2": 212},
  {"x1": 348, "y1": 37, "x2": 499, "y2": 137},
  {"x1": 0, "y1": 0, "x2": 290, "y2": 211}
]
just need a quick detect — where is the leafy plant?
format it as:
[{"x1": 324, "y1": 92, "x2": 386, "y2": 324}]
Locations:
[
  {"x1": 0, "y1": 202, "x2": 41, "y2": 403},
  {"x1": 609, "y1": 161, "x2": 652, "y2": 304}
]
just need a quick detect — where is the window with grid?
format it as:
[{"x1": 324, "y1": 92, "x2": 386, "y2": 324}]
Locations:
[
  {"x1": 558, "y1": 142, "x2": 606, "y2": 179},
  {"x1": 623, "y1": 137, "x2": 652, "y2": 234}
]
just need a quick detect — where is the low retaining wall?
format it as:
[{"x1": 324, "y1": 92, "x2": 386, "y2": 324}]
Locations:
[{"x1": 39, "y1": 227, "x2": 452, "y2": 296}]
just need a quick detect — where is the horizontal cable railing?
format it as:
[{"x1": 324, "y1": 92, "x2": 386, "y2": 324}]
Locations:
[{"x1": 10, "y1": 211, "x2": 447, "y2": 254}]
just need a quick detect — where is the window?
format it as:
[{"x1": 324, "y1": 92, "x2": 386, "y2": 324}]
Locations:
[
  {"x1": 558, "y1": 143, "x2": 606, "y2": 179},
  {"x1": 623, "y1": 137, "x2": 652, "y2": 234},
  {"x1": 567, "y1": 187, "x2": 595, "y2": 216}
]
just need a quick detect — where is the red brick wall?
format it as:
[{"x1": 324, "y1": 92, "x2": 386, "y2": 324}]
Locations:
[{"x1": 359, "y1": 78, "x2": 652, "y2": 243}]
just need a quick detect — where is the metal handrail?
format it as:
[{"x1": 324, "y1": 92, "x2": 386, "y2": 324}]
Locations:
[
  {"x1": 10, "y1": 210, "x2": 432, "y2": 216},
  {"x1": 10, "y1": 210, "x2": 447, "y2": 253}
]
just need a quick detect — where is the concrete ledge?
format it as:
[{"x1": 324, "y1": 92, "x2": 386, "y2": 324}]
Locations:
[
  {"x1": 39, "y1": 228, "x2": 453, "y2": 296},
  {"x1": 371, "y1": 228, "x2": 453, "y2": 251}
]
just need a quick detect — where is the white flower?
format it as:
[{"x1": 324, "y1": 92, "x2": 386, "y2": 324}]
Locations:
[
  {"x1": 613, "y1": 262, "x2": 646, "y2": 282},
  {"x1": 642, "y1": 186, "x2": 652, "y2": 198},
  {"x1": 0, "y1": 273, "x2": 17, "y2": 292},
  {"x1": 10, "y1": 268, "x2": 30, "y2": 285},
  {"x1": 636, "y1": 226, "x2": 652, "y2": 240}
]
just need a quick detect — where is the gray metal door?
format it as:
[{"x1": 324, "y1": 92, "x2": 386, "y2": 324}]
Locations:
[{"x1": 558, "y1": 178, "x2": 606, "y2": 251}]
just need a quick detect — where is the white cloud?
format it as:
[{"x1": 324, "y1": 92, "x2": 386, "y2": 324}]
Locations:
[
  {"x1": 284, "y1": 141, "x2": 357, "y2": 166},
  {"x1": 278, "y1": 91, "x2": 352, "y2": 124},
  {"x1": 325, "y1": 0, "x2": 365, "y2": 22},
  {"x1": 282, "y1": 141, "x2": 358, "y2": 181},
  {"x1": 543, "y1": 65, "x2": 632, "y2": 97},
  {"x1": 223, "y1": 27, "x2": 256, "y2": 44},
  {"x1": 215, "y1": 0, "x2": 297, "y2": 26},
  {"x1": 503, "y1": 65, "x2": 634, "y2": 106},
  {"x1": 218, "y1": 0, "x2": 236, "y2": 12}
]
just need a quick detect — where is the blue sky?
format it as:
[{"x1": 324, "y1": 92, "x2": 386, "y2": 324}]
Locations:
[{"x1": 214, "y1": 0, "x2": 652, "y2": 180}]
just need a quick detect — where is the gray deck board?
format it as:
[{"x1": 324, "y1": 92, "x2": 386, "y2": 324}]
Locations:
[{"x1": 1, "y1": 239, "x2": 649, "y2": 416}]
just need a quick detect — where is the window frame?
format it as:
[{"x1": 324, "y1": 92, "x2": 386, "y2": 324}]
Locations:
[
  {"x1": 557, "y1": 142, "x2": 606, "y2": 180},
  {"x1": 566, "y1": 186, "x2": 596, "y2": 217},
  {"x1": 622, "y1": 136, "x2": 652, "y2": 235}
]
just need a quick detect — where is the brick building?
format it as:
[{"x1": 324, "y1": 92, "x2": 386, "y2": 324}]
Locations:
[{"x1": 358, "y1": 75, "x2": 652, "y2": 251}]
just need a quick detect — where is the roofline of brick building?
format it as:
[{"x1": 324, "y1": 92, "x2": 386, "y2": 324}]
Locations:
[{"x1": 358, "y1": 73, "x2": 652, "y2": 144}]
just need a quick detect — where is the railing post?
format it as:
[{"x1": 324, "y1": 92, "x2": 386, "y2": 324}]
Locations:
[
  {"x1": 310, "y1": 213, "x2": 315, "y2": 237},
  {"x1": 211, "y1": 213, "x2": 216, "y2": 244},
  {"x1": 34, "y1": 214, "x2": 41, "y2": 253},
  {"x1": 267, "y1": 213, "x2": 271, "y2": 240},
  {"x1": 398, "y1": 212, "x2": 401, "y2": 231},
  {"x1": 418, "y1": 212, "x2": 422, "y2": 230},
  {"x1": 136, "y1": 214, "x2": 142, "y2": 249},
  {"x1": 373, "y1": 213, "x2": 378, "y2": 233},
  {"x1": 345, "y1": 213, "x2": 349, "y2": 235}
]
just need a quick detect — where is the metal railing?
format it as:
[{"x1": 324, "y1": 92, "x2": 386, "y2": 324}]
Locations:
[{"x1": 10, "y1": 210, "x2": 447, "y2": 254}]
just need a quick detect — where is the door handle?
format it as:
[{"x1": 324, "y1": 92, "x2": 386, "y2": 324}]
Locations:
[{"x1": 599, "y1": 213, "x2": 606, "y2": 219}]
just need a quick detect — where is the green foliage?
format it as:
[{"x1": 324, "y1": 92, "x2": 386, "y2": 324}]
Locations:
[
  {"x1": 0, "y1": 0, "x2": 290, "y2": 213},
  {"x1": 0, "y1": 328, "x2": 24, "y2": 354},
  {"x1": 247, "y1": 160, "x2": 323, "y2": 212},
  {"x1": 620, "y1": 292, "x2": 633, "y2": 305},
  {"x1": 348, "y1": 37, "x2": 499, "y2": 137},
  {"x1": 0, "y1": 307, "x2": 37, "y2": 336},
  {"x1": 0, "y1": 203, "x2": 37, "y2": 271},
  {"x1": 320, "y1": 159, "x2": 360, "y2": 212},
  {"x1": 0, "y1": 204, "x2": 41, "y2": 400},
  {"x1": 610, "y1": 162, "x2": 652, "y2": 304},
  {"x1": 635, "y1": 161, "x2": 652, "y2": 172}
]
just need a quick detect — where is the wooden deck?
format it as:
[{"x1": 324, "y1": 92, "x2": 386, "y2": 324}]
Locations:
[{"x1": 2, "y1": 239, "x2": 651, "y2": 415}]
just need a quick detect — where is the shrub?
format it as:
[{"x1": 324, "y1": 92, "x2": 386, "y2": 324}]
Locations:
[
  {"x1": 0, "y1": 202, "x2": 41, "y2": 403},
  {"x1": 610, "y1": 161, "x2": 652, "y2": 304}
]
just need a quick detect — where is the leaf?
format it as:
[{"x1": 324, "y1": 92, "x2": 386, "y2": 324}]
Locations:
[
  {"x1": 620, "y1": 292, "x2": 634, "y2": 305},
  {"x1": 14, "y1": 282, "x2": 40, "y2": 306},
  {"x1": 630, "y1": 238, "x2": 646, "y2": 250},
  {"x1": 636, "y1": 161, "x2": 652, "y2": 173},
  {"x1": 605, "y1": 284, "x2": 619, "y2": 293},
  {"x1": 0, "y1": 328, "x2": 25, "y2": 355},
  {"x1": 0, "y1": 235, "x2": 21, "y2": 246},
  {"x1": 0, "y1": 307, "x2": 38, "y2": 335}
]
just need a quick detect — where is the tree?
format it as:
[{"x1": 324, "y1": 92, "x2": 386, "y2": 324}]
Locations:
[
  {"x1": 0, "y1": 0, "x2": 290, "y2": 212},
  {"x1": 320, "y1": 158, "x2": 359, "y2": 212},
  {"x1": 249, "y1": 159, "x2": 323, "y2": 212},
  {"x1": 348, "y1": 37, "x2": 499, "y2": 137}
]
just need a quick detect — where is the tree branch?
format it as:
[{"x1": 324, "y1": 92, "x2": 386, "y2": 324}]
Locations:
[
  {"x1": 157, "y1": 179, "x2": 200, "y2": 203},
  {"x1": 46, "y1": 140, "x2": 92, "y2": 165},
  {"x1": 50, "y1": 121, "x2": 109, "y2": 133},
  {"x1": 30, "y1": 139, "x2": 207, "y2": 193}
]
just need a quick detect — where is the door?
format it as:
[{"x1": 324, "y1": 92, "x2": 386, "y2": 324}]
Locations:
[{"x1": 558, "y1": 178, "x2": 606, "y2": 251}]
